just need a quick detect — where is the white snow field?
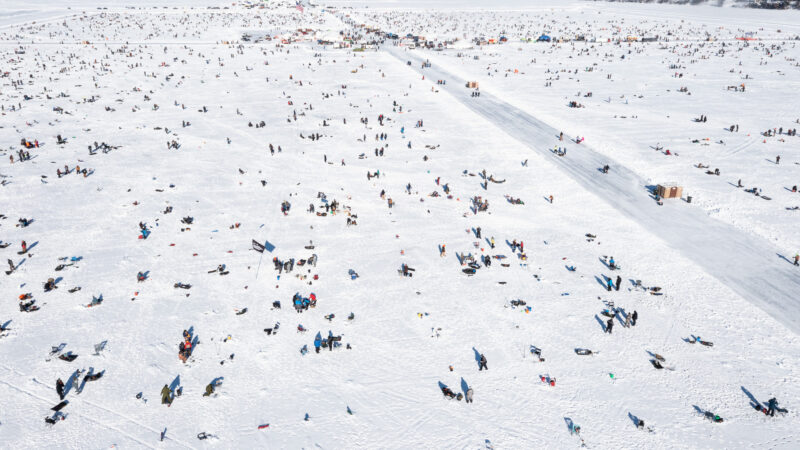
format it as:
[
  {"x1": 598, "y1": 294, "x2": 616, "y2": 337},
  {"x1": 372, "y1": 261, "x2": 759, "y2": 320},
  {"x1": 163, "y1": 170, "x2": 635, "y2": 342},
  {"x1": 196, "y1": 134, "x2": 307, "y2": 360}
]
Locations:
[{"x1": 1, "y1": 1, "x2": 799, "y2": 448}]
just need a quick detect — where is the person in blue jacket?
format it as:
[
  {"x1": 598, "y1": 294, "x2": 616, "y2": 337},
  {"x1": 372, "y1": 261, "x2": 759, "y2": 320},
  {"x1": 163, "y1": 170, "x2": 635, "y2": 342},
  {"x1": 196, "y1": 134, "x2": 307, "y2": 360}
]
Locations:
[{"x1": 314, "y1": 333, "x2": 322, "y2": 354}]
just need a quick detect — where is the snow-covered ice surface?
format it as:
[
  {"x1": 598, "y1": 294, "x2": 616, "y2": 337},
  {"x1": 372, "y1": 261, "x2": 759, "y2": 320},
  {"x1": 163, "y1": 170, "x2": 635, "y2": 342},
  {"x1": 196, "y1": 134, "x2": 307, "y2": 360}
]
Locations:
[
  {"x1": 388, "y1": 45, "x2": 800, "y2": 335},
  {"x1": 1, "y1": 1, "x2": 799, "y2": 448}
]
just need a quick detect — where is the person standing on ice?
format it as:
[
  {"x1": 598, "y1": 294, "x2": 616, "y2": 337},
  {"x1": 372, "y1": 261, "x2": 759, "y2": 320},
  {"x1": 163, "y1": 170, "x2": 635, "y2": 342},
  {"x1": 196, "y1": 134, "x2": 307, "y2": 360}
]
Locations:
[
  {"x1": 606, "y1": 278, "x2": 613, "y2": 291},
  {"x1": 479, "y1": 354, "x2": 488, "y2": 371},
  {"x1": 624, "y1": 312, "x2": 631, "y2": 328},
  {"x1": 609, "y1": 256, "x2": 616, "y2": 270},
  {"x1": 615, "y1": 275, "x2": 622, "y2": 291},
  {"x1": 56, "y1": 378, "x2": 65, "y2": 400},
  {"x1": 490, "y1": 237, "x2": 495, "y2": 249},
  {"x1": 161, "y1": 385, "x2": 172, "y2": 405},
  {"x1": 465, "y1": 388, "x2": 474, "y2": 403},
  {"x1": 794, "y1": 254, "x2": 799, "y2": 266},
  {"x1": 606, "y1": 318, "x2": 614, "y2": 334},
  {"x1": 767, "y1": 398, "x2": 779, "y2": 416},
  {"x1": 21, "y1": 240, "x2": 27, "y2": 253},
  {"x1": 632, "y1": 310, "x2": 638, "y2": 326}
]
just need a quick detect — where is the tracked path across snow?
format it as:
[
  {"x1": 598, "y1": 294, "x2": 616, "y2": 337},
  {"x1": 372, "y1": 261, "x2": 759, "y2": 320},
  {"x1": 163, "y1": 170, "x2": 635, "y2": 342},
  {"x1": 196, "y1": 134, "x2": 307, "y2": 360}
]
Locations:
[{"x1": 387, "y1": 46, "x2": 800, "y2": 335}]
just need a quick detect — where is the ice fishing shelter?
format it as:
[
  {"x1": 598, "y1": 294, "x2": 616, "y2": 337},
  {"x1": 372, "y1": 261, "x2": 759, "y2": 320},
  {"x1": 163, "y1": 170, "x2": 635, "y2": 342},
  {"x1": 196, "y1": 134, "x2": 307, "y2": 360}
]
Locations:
[
  {"x1": 537, "y1": 35, "x2": 551, "y2": 42},
  {"x1": 656, "y1": 183, "x2": 683, "y2": 199},
  {"x1": 466, "y1": 81, "x2": 479, "y2": 88}
]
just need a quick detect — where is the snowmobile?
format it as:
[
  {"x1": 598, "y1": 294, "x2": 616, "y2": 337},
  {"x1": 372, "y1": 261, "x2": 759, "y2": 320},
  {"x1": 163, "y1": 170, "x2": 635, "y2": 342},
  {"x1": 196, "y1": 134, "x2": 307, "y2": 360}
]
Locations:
[
  {"x1": 58, "y1": 352, "x2": 78, "y2": 362},
  {"x1": 650, "y1": 359, "x2": 665, "y2": 369},
  {"x1": 688, "y1": 336, "x2": 714, "y2": 347},
  {"x1": 19, "y1": 300, "x2": 39, "y2": 312},
  {"x1": 530, "y1": 346, "x2": 545, "y2": 362},
  {"x1": 86, "y1": 295, "x2": 103, "y2": 308},
  {"x1": 208, "y1": 264, "x2": 229, "y2": 275}
]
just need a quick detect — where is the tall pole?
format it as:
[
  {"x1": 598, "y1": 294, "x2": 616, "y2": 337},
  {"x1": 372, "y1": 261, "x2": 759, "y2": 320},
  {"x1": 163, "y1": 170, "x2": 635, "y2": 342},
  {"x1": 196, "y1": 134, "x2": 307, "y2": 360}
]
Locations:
[{"x1": 255, "y1": 250, "x2": 264, "y2": 280}]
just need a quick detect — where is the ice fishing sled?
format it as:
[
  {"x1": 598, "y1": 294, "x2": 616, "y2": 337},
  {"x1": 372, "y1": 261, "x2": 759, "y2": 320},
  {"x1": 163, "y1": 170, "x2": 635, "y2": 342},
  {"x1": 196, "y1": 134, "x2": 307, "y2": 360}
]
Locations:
[{"x1": 51, "y1": 400, "x2": 69, "y2": 411}]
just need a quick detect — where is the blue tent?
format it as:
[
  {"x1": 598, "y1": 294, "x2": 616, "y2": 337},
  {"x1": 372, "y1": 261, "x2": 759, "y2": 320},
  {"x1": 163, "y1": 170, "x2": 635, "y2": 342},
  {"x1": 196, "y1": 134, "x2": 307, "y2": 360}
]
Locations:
[{"x1": 538, "y1": 35, "x2": 551, "y2": 42}]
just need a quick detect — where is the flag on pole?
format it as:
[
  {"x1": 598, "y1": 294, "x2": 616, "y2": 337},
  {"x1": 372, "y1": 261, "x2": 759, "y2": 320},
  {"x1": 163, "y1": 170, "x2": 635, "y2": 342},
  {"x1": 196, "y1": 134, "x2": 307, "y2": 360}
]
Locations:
[{"x1": 252, "y1": 240, "x2": 266, "y2": 253}]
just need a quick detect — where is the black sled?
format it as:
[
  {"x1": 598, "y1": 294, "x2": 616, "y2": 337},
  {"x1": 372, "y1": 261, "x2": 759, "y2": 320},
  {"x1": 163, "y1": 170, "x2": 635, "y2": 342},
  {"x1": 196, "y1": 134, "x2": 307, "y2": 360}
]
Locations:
[{"x1": 52, "y1": 400, "x2": 69, "y2": 411}]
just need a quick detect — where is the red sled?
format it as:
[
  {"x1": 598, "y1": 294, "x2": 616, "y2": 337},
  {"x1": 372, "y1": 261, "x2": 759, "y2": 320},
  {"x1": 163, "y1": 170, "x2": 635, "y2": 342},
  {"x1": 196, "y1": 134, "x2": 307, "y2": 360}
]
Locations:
[{"x1": 258, "y1": 424, "x2": 269, "y2": 430}]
